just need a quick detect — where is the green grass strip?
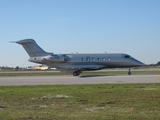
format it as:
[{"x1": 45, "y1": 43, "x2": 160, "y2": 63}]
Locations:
[{"x1": 0, "y1": 84, "x2": 160, "y2": 119}]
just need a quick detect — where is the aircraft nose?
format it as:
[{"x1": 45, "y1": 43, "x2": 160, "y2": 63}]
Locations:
[
  {"x1": 134, "y1": 60, "x2": 145, "y2": 66},
  {"x1": 138, "y1": 61, "x2": 145, "y2": 66}
]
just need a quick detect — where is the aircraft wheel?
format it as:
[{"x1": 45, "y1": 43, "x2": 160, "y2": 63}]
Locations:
[
  {"x1": 73, "y1": 71, "x2": 81, "y2": 76},
  {"x1": 128, "y1": 72, "x2": 131, "y2": 75},
  {"x1": 73, "y1": 72, "x2": 78, "y2": 76},
  {"x1": 128, "y1": 67, "x2": 131, "y2": 75}
]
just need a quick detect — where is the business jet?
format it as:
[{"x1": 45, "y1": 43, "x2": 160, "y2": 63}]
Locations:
[{"x1": 13, "y1": 39, "x2": 144, "y2": 76}]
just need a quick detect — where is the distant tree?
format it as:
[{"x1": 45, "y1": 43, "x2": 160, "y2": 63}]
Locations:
[
  {"x1": 15, "y1": 66, "x2": 20, "y2": 71},
  {"x1": 156, "y1": 61, "x2": 160, "y2": 66}
]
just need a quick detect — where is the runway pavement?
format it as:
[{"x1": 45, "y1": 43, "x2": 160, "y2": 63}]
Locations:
[{"x1": 0, "y1": 75, "x2": 160, "y2": 86}]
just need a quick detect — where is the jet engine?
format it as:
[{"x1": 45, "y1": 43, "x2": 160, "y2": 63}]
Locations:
[{"x1": 42, "y1": 55, "x2": 65, "y2": 62}]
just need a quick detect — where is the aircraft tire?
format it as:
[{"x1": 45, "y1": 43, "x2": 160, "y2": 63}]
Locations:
[
  {"x1": 73, "y1": 72, "x2": 78, "y2": 76},
  {"x1": 73, "y1": 71, "x2": 81, "y2": 76},
  {"x1": 128, "y1": 72, "x2": 131, "y2": 75}
]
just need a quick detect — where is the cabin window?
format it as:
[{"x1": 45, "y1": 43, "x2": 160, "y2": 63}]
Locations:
[
  {"x1": 87, "y1": 58, "x2": 90, "y2": 62},
  {"x1": 97, "y1": 58, "x2": 100, "y2": 61},
  {"x1": 108, "y1": 57, "x2": 110, "y2": 61},
  {"x1": 92, "y1": 58, "x2": 95, "y2": 61},
  {"x1": 125, "y1": 55, "x2": 130, "y2": 58},
  {"x1": 81, "y1": 58, "x2": 84, "y2": 61},
  {"x1": 103, "y1": 58, "x2": 105, "y2": 61},
  {"x1": 34, "y1": 58, "x2": 36, "y2": 60}
]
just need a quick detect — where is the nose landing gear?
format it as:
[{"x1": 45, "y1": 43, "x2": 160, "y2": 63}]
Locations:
[{"x1": 128, "y1": 68, "x2": 131, "y2": 75}]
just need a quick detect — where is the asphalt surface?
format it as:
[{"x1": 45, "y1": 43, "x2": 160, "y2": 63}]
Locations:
[{"x1": 0, "y1": 75, "x2": 160, "y2": 86}]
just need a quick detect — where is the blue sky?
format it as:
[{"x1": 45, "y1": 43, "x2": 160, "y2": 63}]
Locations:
[{"x1": 0, "y1": 0, "x2": 160, "y2": 67}]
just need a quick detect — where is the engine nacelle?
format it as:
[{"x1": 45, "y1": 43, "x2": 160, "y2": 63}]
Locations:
[{"x1": 42, "y1": 55, "x2": 65, "y2": 62}]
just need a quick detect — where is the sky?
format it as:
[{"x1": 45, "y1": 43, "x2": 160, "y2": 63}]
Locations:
[{"x1": 0, "y1": 0, "x2": 160, "y2": 67}]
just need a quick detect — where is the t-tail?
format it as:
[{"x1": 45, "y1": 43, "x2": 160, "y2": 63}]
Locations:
[{"x1": 14, "y1": 39, "x2": 49, "y2": 57}]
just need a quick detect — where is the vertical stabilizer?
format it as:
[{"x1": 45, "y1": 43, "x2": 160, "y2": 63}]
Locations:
[{"x1": 15, "y1": 39, "x2": 48, "y2": 57}]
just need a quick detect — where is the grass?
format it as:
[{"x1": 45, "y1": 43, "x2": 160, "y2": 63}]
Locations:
[
  {"x1": 0, "y1": 70, "x2": 160, "y2": 76},
  {"x1": 0, "y1": 84, "x2": 160, "y2": 120}
]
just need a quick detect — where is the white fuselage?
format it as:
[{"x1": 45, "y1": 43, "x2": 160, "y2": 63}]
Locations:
[
  {"x1": 15, "y1": 39, "x2": 144, "y2": 76},
  {"x1": 28, "y1": 53, "x2": 144, "y2": 70}
]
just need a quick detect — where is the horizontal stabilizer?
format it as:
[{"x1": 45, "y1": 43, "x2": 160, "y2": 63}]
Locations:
[{"x1": 15, "y1": 39, "x2": 35, "y2": 44}]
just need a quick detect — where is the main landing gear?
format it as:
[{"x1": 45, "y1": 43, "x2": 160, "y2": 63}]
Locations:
[
  {"x1": 73, "y1": 70, "x2": 81, "y2": 76},
  {"x1": 128, "y1": 68, "x2": 131, "y2": 75}
]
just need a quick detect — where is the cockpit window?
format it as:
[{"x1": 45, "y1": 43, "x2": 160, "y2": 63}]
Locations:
[{"x1": 124, "y1": 55, "x2": 130, "y2": 58}]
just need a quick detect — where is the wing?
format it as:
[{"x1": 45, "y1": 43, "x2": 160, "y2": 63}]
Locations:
[{"x1": 55, "y1": 65, "x2": 106, "y2": 73}]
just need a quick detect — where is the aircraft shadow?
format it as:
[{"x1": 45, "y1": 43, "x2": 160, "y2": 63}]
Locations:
[{"x1": 79, "y1": 74, "x2": 116, "y2": 78}]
